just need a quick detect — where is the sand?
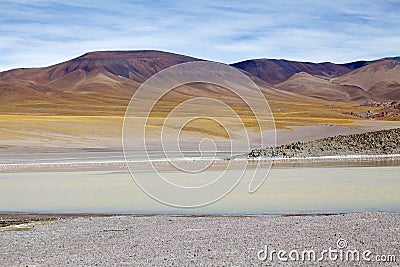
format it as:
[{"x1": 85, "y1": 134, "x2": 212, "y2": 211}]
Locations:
[
  {"x1": 271, "y1": 120, "x2": 400, "y2": 145},
  {"x1": 1, "y1": 120, "x2": 399, "y2": 159},
  {"x1": 0, "y1": 212, "x2": 399, "y2": 266},
  {"x1": 1, "y1": 121, "x2": 400, "y2": 173}
]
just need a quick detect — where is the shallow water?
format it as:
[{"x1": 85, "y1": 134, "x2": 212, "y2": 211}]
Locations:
[{"x1": 1, "y1": 165, "x2": 399, "y2": 214}]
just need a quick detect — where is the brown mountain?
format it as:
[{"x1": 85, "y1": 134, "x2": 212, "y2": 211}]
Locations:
[
  {"x1": 230, "y1": 57, "x2": 400, "y2": 85},
  {"x1": 333, "y1": 60, "x2": 400, "y2": 101},
  {"x1": 1, "y1": 51, "x2": 398, "y2": 116},
  {"x1": 0, "y1": 50, "x2": 321, "y2": 116},
  {"x1": 0, "y1": 50, "x2": 199, "y2": 83},
  {"x1": 0, "y1": 51, "x2": 201, "y2": 113},
  {"x1": 276, "y1": 72, "x2": 371, "y2": 101},
  {"x1": 246, "y1": 58, "x2": 400, "y2": 102},
  {"x1": 231, "y1": 59, "x2": 353, "y2": 85}
]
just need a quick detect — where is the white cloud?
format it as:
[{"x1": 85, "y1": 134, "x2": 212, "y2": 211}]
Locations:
[{"x1": 0, "y1": 0, "x2": 399, "y2": 71}]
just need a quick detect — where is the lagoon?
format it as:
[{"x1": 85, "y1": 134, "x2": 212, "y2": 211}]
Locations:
[{"x1": 1, "y1": 165, "x2": 399, "y2": 214}]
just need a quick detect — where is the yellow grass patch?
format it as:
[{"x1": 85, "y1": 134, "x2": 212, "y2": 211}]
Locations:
[{"x1": 0, "y1": 99, "x2": 395, "y2": 149}]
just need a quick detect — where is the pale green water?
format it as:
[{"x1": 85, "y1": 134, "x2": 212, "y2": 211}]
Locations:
[{"x1": 0, "y1": 166, "x2": 399, "y2": 214}]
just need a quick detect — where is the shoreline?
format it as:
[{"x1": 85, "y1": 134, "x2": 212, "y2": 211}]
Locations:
[
  {"x1": 0, "y1": 212, "x2": 351, "y2": 231},
  {"x1": 243, "y1": 153, "x2": 400, "y2": 162},
  {"x1": 246, "y1": 127, "x2": 400, "y2": 159},
  {"x1": 1, "y1": 153, "x2": 400, "y2": 172},
  {"x1": 0, "y1": 210, "x2": 388, "y2": 228}
]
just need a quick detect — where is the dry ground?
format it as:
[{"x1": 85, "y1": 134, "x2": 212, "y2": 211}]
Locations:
[
  {"x1": 0, "y1": 213, "x2": 399, "y2": 266},
  {"x1": 0, "y1": 99, "x2": 391, "y2": 150}
]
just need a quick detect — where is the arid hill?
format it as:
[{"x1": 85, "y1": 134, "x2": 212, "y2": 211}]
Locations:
[
  {"x1": 333, "y1": 60, "x2": 400, "y2": 101},
  {"x1": 0, "y1": 50, "x2": 398, "y2": 118},
  {"x1": 0, "y1": 50, "x2": 324, "y2": 116},
  {"x1": 276, "y1": 72, "x2": 371, "y2": 101},
  {"x1": 0, "y1": 50, "x2": 199, "y2": 83},
  {"x1": 231, "y1": 57, "x2": 400, "y2": 85},
  {"x1": 272, "y1": 59, "x2": 400, "y2": 102},
  {"x1": 0, "y1": 51, "x2": 199, "y2": 111},
  {"x1": 231, "y1": 59, "x2": 352, "y2": 85}
]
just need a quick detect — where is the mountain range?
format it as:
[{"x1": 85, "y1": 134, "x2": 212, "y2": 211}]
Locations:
[{"x1": 0, "y1": 50, "x2": 399, "y2": 115}]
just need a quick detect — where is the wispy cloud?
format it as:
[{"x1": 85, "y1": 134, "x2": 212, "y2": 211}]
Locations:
[{"x1": 0, "y1": 0, "x2": 399, "y2": 71}]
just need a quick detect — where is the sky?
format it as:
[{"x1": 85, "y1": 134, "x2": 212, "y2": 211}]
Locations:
[{"x1": 0, "y1": 0, "x2": 399, "y2": 71}]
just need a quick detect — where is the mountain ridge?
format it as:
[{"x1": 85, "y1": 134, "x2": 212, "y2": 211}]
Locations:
[
  {"x1": 0, "y1": 50, "x2": 399, "y2": 111},
  {"x1": 2, "y1": 50, "x2": 399, "y2": 81},
  {"x1": 231, "y1": 56, "x2": 400, "y2": 85}
]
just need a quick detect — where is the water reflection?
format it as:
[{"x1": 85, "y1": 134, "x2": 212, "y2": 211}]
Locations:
[{"x1": 0, "y1": 165, "x2": 399, "y2": 214}]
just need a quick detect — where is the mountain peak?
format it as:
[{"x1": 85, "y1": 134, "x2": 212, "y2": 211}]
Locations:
[{"x1": 77, "y1": 50, "x2": 197, "y2": 60}]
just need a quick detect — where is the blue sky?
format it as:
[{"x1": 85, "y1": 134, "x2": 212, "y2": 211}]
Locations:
[{"x1": 0, "y1": 0, "x2": 399, "y2": 71}]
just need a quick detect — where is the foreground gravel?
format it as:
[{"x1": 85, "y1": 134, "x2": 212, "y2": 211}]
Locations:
[{"x1": 0, "y1": 212, "x2": 399, "y2": 266}]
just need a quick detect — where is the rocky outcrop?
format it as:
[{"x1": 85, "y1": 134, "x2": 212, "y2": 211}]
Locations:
[{"x1": 247, "y1": 128, "x2": 400, "y2": 158}]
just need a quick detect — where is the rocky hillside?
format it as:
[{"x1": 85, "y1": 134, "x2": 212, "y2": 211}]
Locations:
[
  {"x1": 246, "y1": 128, "x2": 400, "y2": 158},
  {"x1": 231, "y1": 57, "x2": 400, "y2": 85},
  {"x1": 231, "y1": 59, "x2": 352, "y2": 85}
]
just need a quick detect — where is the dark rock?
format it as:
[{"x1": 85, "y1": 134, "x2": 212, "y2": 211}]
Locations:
[{"x1": 246, "y1": 128, "x2": 400, "y2": 158}]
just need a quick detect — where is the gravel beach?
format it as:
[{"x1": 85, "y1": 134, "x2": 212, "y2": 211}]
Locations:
[{"x1": 0, "y1": 212, "x2": 399, "y2": 266}]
